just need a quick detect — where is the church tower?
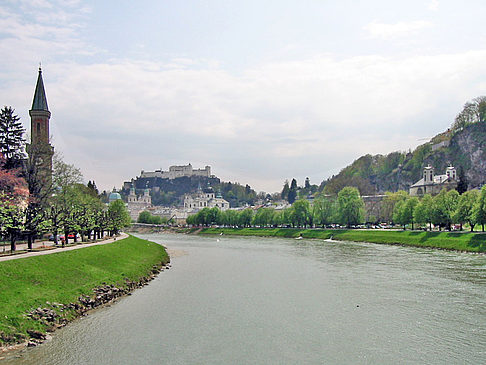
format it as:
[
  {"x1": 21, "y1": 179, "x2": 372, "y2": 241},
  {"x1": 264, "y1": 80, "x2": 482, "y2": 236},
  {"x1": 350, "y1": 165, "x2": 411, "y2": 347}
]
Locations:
[{"x1": 27, "y1": 67, "x2": 54, "y2": 188}]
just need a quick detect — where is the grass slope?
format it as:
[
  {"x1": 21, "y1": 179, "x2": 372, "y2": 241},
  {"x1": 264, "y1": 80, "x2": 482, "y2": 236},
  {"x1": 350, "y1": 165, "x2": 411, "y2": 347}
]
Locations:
[
  {"x1": 199, "y1": 227, "x2": 486, "y2": 252},
  {"x1": 0, "y1": 235, "x2": 168, "y2": 345}
]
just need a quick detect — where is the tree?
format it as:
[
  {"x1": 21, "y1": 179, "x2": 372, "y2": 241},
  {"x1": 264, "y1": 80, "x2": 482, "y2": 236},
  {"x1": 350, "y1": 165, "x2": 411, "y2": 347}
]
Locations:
[
  {"x1": 413, "y1": 194, "x2": 433, "y2": 230},
  {"x1": 238, "y1": 209, "x2": 253, "y2": 227},
  {"x1": 393, "y1": 196, "x2": 419, "y2": 230},
  {"x1": 253, "y1": 208, "x2": 275, "y2": 227},
  {"x1": 454, "y1": 190, "x2": 479, "y2": 231},
  {"x1": 452, "y1": 96, "x2": 486, "y2": 131},
  {"x1": 312, "y1": 196, "x2": 336, "y2": 227},
  {"x1": 0, "y1": 192, "x2": 25, "y2": 252},
  {"x1": 472, "y1": 185, "x2": 486, "y2": 232},
  {"x1": 0, "y1": 106, "x2": 25, "y2": 169},
  {"x1": 382, "y1": 191, "x2": 408, "y2": 223},
  {"x1": 456, "y1": 166, "x2": 468, "y2": 194},
  {"x1": 52, "y1": 152, "x2": 83, "y2": 191},
  {"x1": 281, "y1": 180, "x2": 290, "y2": 201},
  {"x1": 431, "y1": 189, "x2": 459, "y2": 231},
  {"x1": 337, "y1": 187, "x2": 364, "y2": 228},
  {"x1": 288, "y1": 178, "x2": 298, "y2": 204},
  {"x1": 107, "y1": 199, "x2": 131, "y2": 235},
  {"x1": 138, "y1": 211, "x2": 152, "y2": 223},
  {"x1": 87, "y1": 180, "x2": 99, "y2": 196},
  {"x1": 0, "y1": 154, "x2": 28, "y2": 251},
  {"x1": 292, "y1": 199, "x2": 311, "y2": 227}
]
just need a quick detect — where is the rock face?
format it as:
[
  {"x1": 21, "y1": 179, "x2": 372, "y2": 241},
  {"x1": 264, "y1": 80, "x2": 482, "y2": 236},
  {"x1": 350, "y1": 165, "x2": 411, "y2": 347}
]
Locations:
[
  {"x1": 22, "y1": 262, "x2": 171, "y2": 347},
  {"x1": 450, "y1": 123, "x2": 486, "y2": 188},
  {"x1": 322, "y1": 122, "x2": 486, "y2": 194}
]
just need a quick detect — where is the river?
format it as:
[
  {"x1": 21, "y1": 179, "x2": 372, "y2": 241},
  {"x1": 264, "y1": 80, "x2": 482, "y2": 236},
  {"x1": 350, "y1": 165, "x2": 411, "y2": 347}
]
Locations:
[{"x1": 3, "y1": 233, "x2": 486, "y2": 364}]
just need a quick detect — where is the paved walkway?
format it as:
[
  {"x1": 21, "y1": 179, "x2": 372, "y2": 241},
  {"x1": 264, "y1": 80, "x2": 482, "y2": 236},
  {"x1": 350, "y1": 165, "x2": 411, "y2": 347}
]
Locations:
[{"x1": 0, "y1": 233, "x2": 128, "y2": 263}]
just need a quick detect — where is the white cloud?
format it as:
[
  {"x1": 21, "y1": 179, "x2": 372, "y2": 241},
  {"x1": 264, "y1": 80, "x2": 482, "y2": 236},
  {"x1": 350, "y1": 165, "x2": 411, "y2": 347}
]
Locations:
[
  {"x1": 2, "y1": 1, "x2": 485, "y2": 192},
  {"x1": 11, "y1": 49, "x2": 479, "y2": 192},
  {"x1": 364, "y1": 20, "x2": 433, "y2": 40},
  {"x1": 428, "y1": 0, "x2": 439, "y2": 11}
]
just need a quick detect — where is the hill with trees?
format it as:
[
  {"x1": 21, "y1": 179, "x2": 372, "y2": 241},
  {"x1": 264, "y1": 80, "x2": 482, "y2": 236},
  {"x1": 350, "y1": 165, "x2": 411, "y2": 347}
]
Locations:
[
  {"x1": 321, "y1": 96, "x2": 486, "y2": 195},
  {"x1": 122, "y1": 174, "x2": 258, "y2": 208}
]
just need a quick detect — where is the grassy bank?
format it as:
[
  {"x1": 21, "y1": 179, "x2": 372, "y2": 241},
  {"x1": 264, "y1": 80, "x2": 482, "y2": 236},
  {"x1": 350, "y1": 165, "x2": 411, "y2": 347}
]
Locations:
[
  {"x1": 198, "y1": 227, "x2": 486, "y2": 253},
  {"x1": 0, "y1": 235, "x2": 169, "y2": 346}
]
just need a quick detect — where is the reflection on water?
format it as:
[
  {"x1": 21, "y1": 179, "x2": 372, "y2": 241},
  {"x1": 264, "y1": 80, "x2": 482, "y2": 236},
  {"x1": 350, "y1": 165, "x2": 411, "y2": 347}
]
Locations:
[{"x1": 3, "y1": 233, "x2": 486, "y2": 364}]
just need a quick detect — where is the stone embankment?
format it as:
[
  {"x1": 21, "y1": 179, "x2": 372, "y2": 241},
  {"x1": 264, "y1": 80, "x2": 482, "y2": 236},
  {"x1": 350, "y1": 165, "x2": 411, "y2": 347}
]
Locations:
[{"x1": 22, "y1": 261, "x2": 172, "y2": 348}]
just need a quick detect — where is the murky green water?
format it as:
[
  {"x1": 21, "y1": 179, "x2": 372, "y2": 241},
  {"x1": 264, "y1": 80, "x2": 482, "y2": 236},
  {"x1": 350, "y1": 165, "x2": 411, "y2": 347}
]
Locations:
[{"x1": 3, "y1": 234, "x2": 486, "y2": 364}]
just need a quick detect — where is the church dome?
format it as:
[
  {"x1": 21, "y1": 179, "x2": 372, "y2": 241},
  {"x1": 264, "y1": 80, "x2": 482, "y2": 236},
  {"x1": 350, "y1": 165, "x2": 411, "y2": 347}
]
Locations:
[{"x1": 109, "y1": 190, "x2": 122, "y2": 203}]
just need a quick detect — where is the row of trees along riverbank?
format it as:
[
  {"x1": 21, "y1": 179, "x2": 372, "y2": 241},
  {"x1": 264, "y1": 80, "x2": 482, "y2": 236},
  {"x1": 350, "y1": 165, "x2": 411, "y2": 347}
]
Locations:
[
  {"x1": 0, "y1": 106, "x2": 131, "y2": 253},
  {"x1": 187, "y1": 185, "x2": 486, "y2": 232}
]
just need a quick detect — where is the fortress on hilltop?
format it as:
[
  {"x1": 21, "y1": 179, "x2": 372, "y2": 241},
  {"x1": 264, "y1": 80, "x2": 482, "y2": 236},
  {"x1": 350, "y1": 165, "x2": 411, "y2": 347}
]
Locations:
[{"x1": 140, "y1": 164, "x2": 212, "y2": 180}]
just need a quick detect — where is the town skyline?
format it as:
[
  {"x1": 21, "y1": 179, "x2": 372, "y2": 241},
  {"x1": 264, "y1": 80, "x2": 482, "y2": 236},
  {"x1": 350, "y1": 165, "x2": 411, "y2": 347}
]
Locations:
[{"x1": 1, "y1": 0, "x2": 486, "y2": 193}]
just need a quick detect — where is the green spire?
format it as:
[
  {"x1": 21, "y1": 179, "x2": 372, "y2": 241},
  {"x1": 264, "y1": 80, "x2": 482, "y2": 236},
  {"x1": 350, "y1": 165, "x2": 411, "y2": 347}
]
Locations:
[{"x1": 31, "y1": 67, "x2": 49, "y2": 111}]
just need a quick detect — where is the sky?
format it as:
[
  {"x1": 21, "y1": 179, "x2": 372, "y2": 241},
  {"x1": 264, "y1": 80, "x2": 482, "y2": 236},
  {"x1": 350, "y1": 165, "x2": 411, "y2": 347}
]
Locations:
[{"x1": 1, "y1": 0, "x2": 485, "y2": 193}]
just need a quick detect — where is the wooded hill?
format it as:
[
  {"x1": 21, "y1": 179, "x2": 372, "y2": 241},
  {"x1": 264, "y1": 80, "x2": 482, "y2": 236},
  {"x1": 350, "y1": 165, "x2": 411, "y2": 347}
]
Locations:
[
  {"x1": 121, "y1": 175, "x2": 258, "y2": 207},
  {"x1": 321, "y1": 98, "x2": 486, "y2": 195}
]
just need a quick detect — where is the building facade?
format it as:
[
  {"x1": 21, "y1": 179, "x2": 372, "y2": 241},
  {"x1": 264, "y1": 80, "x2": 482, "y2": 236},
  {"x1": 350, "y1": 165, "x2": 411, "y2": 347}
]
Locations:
[
  {"x1": 140, "y1": 163, "x2": 212, "y2": 180},
  {"x1": 127, "y1": 185, "x2": 152, "y2": 220},
  {"x1": 183, "y1": 185, "x2": 229, "y2": 212},
  {"x1": 409, "y1": 165, "x2": 458, "y2": 196}
]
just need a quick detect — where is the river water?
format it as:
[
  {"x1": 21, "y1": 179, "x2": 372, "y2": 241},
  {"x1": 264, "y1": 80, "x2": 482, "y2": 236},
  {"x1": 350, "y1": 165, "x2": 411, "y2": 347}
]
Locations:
[{"x1": 3, "y1": 233, "x2": 486, "y2": 364}]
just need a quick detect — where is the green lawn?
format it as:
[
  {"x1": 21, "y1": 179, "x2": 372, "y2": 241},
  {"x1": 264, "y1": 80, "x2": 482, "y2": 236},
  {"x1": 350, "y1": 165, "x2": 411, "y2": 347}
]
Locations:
[
  {"x1": 199, "y1": 227, "x2": 486, "y2": 253},
  {"x1": 0, "y1": 235, "x2": 169, "y2": 345}
]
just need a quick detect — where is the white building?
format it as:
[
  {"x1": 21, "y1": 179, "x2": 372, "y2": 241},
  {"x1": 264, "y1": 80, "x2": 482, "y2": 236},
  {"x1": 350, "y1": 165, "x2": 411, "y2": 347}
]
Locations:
[
  {"x1": 409, "y1": 165, "x2": 458, "y2": 196},
  {"x1": 183, "y1": 185, "x2": 229, "y2": 212},
  {"x1": 127, "y1": 185, "x2": 152, "y2": 220},
  {"x1": 140, "y1": 163, "x2": 212, "y2": 180}
]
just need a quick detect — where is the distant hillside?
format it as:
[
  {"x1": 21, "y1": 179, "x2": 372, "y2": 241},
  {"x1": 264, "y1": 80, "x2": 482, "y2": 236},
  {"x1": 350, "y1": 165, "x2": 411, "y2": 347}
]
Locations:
[
  {"x1": 121, "y1": 175, "x2": 257, "y2": 207},
  {"x1": 322, "y1": 121, "x2": 486, "y2": 195}
]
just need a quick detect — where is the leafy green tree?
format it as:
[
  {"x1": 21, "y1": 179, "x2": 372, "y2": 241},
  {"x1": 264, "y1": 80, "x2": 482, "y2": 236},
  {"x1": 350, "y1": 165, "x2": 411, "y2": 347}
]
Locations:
[
  {"x1": 472, "y1": 185, "x2": 486, "y2": 232},
  {"x1": 0, "y1": 192, "x2": 25, "y2": 252},
  {"x1": 337, "y1": 187, "x2": 364, "y2": 228},
  {"x1": 382, "y1": 191, "x2": 408, "y2": 223},
  {"x1": 431, "y1": 189, "x2": 459, "y2": 231},
  {"x1": 253, "y1": 208, "x2": 275, "y2": 227},
  {"x1": 393, "y1": 196, "x2": 419, "y2": 230},
  {"x1": 0, "y1": 106, "x2": 25, "y2": 169},
  {"x1": 138, "y1": 211, "x2": 152, "y2": 223},
  {"x1": 0, "y1": 154, "x2": 28, "y2": 251},
  {"x1": 312, "y1": 196, "x2": 336, "y2": 227},
  {"x1": 413, "y1": 194, "x2": 433, "y2": 230},
  {"x1": 222, "y1": 209, "x2": 239, "y2": 227},
  {"x1": 238, "y1": 208, "x2": 253, "y2": 227},
  {"x1": 292, "y1": 199, "x2": 311, "y2": 227},
  {"x1": 107, "y1": 199, "x2": 131, "y2": 235},
  {"x1": 454, "y1": 190, "x2": 479, "y2": 231},
  {"x1": 207, "y1": 207, "x2": 222, "y2": 225}
]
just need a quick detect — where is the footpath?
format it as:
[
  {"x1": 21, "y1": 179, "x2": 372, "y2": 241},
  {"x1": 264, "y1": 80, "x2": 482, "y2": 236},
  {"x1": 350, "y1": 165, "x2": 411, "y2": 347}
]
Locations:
[{"x1": 0, "y1": 233, "x2": 128, "y2": 263}]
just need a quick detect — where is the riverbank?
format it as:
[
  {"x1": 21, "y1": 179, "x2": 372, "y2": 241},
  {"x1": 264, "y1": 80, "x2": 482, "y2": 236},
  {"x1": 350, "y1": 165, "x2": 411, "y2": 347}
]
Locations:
[
  {"x1": 0, "y1": 235, "x2": 170, "y2": 353},
  {"x1": 195, "y1": 227, "x2": 486, "y2": 253}
]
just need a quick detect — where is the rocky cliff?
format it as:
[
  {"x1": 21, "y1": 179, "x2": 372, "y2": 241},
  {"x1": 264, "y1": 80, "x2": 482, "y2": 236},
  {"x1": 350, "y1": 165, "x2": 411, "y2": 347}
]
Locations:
[{"x1": 322, "y1": 122, "x2": 486, "y2": 194}]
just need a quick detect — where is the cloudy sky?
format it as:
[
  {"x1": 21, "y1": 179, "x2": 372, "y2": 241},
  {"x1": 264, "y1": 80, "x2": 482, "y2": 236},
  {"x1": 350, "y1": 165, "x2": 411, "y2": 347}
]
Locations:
[{"x1": 1, "y1": 0, "x2": 485, "y2": 193}]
